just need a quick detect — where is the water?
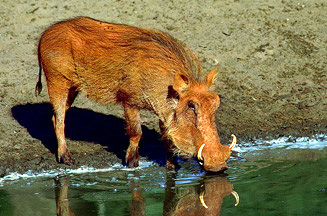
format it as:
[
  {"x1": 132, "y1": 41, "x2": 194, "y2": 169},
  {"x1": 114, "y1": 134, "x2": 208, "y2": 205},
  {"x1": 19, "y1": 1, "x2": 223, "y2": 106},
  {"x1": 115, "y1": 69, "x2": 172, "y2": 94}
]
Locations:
[{"x1": 1, "y1": 136, "x2": 327, "y2": 216}]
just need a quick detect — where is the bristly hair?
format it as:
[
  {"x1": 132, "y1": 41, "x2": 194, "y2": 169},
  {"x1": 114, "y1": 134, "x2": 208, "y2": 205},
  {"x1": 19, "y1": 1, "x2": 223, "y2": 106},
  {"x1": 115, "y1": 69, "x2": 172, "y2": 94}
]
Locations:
[
  {"x1": 72, "y1": 17, "x2": 204, "y2": 83},
  {"x1": 133, "y1": 28, "x2": 204, "y2": 83},
  {"x1": 134, "y1": 29, "x2": 203, "y2": 80}
]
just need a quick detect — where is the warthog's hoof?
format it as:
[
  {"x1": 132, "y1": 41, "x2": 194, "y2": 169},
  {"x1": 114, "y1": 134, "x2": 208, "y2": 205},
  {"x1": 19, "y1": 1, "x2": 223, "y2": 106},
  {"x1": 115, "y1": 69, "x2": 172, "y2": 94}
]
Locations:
[
  {"x1": 165, "y1": 159, "x2": 180, "y2": 171},
  {"x1": 126, "y1": 148, "x2": 139, "y2": 168},
  {"x1": 58, "y1": 151, "x2": 75, "y2": 166}
]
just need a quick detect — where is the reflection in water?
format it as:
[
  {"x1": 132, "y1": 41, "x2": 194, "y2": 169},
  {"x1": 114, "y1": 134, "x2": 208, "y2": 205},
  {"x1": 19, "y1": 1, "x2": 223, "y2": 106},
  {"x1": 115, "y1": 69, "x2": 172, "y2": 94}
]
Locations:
[
  {"x1": 55, "y1": 177, "x2": 75, "y2": 216},
  {"x1": 54, "y1": 173, "x2": 238, "y2": 216},
  {"x1": 130, "y1": 177, "x2": 146, "y2": 216},
  {"x1": 164, "y1": 173, "x2": 238, "y2": 216}
]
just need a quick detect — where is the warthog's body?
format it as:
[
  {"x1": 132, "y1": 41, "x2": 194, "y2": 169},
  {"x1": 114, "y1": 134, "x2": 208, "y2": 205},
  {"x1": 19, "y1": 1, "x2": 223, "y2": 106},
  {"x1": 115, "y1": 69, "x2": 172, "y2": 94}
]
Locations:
[{"x1": 36, "y1": 17, "x2": 236, "y2": 172}]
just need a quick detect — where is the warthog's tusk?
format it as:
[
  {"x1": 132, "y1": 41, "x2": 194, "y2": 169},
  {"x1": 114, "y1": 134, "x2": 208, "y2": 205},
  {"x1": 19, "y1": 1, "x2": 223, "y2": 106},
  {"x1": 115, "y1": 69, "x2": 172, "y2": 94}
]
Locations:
[
  {"x1": 199, "y1": 191, "x2": 208, "y2": 208},
  {"x1": 229, "y1": 134, "x2": 237, "y2": 150},
  {"x1": 231, "y1": 191, "x2": 239, "y2": 206},
  {"x1": 197, "y1": 144, "x2": 205, "y2": 161}
]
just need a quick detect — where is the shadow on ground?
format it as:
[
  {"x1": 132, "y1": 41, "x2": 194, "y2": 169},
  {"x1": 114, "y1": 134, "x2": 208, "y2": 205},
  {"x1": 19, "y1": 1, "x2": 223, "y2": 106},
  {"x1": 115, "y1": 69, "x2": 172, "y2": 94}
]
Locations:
[{"x1": 11, "y1": 103, "x2": 166, "y2": 166}]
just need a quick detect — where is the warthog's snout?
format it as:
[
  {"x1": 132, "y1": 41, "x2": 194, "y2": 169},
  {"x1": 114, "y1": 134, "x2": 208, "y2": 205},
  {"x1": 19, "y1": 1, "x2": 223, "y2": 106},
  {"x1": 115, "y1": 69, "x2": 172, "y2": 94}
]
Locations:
[{"x1": 197, "y1": 134, "x2": 237, "y2": 172}]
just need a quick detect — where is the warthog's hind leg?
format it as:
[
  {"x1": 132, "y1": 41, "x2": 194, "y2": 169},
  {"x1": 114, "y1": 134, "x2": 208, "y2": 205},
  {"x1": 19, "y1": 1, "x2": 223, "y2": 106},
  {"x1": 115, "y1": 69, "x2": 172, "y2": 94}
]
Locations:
[{"x1": 48, "y1": 81, "x2": 78, "y2": 166}]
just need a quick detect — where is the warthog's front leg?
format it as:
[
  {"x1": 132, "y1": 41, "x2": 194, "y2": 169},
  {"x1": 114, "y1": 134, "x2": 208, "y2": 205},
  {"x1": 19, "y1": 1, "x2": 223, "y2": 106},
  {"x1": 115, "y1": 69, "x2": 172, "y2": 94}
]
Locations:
[{"x1": 124, "y1": 104, "x2": 142, "y2": 168}]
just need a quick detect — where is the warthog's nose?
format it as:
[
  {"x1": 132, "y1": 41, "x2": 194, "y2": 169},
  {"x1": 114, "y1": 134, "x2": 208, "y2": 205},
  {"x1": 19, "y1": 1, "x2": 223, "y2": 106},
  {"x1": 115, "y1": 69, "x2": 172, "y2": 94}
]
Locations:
[
  {"x1": 219, "y1": 166, "x2": 228, "y2": 172},
  {"x1": 202, "y1": 163, "x2": 228, "y2": 172}
]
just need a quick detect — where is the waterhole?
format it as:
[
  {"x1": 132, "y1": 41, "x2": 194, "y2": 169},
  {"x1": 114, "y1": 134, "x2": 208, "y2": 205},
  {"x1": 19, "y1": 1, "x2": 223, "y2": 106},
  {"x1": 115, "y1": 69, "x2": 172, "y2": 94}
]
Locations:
[{"x1": 1, "y1": 136, "x2": 326, "y2": 216}]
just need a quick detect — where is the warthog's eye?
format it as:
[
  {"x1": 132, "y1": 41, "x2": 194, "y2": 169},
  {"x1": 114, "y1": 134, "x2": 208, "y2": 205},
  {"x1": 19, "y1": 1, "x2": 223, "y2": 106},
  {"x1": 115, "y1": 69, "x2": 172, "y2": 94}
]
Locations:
[
  {"x1": 187, "y1": 101, "x2": 197, "y2": 113},
  {"x1": 187, "y1": 100, "x2": 198, "y2": 126}
]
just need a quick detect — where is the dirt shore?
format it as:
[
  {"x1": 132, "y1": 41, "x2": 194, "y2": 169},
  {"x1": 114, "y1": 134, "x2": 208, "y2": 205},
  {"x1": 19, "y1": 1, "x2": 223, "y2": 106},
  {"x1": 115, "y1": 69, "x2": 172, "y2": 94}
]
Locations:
[{"x1": 1, "y1": 0, "x2": 326, "y2": 176}]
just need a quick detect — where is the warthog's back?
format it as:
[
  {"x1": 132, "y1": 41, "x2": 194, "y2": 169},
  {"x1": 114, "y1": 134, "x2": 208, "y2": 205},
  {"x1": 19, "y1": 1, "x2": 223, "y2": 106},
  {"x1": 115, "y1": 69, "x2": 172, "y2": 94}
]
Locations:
[{"x1": 39, "y1": 17, "x2": 202, "y2": 111}]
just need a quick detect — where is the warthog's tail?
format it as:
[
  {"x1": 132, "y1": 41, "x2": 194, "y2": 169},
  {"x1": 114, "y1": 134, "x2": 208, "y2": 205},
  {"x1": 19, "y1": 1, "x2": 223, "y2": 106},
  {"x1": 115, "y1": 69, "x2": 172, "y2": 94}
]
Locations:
[{"x1": 35, "y1": 42, "x2": 43, "y2": 96}]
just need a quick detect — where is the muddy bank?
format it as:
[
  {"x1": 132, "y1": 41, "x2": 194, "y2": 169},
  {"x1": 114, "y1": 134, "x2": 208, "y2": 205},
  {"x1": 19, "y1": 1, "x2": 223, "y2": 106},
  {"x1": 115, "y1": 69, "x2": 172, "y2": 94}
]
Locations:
[{"x1": 1, "y1": 0, "x2": 327, "y2": 176}]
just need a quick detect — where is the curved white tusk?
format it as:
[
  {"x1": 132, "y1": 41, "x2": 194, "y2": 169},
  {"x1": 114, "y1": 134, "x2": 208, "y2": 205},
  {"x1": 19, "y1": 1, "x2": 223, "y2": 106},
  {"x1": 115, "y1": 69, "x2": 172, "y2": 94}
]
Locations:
[
  {"x1": 197, "y1": 144, "x2": 205, "y2": 161},
  {"x1": 229, "y1": 134, "x2": 237, "y2": 150},
  {"x1": 231, "y1": 191, "x2": 239, "y2": 206},
  {"x1": 199, "y1": 191, "x2": 208, "y2": 208}
]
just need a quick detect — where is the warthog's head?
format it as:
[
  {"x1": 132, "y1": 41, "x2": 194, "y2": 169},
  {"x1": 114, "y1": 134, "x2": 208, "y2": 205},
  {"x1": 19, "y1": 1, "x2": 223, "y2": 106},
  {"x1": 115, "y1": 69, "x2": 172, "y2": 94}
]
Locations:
[{"x1": 165, "y1": 66, "x2": 236, "y2": 172}]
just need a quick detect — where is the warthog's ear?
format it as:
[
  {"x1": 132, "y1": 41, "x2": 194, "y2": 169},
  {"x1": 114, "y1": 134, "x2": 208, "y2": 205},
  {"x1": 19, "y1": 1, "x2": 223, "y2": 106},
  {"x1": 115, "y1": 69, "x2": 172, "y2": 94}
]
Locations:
[
  {"x1": 173, "y1": 72, "x2": 189, "y2": 95},
  {"x1": 205, "y1": 64, "x2": 219, "y2": 87}
]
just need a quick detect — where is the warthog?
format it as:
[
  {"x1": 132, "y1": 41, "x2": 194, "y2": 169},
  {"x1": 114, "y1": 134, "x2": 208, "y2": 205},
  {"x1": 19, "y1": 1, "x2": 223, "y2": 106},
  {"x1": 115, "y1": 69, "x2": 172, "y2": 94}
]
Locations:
[{"x1": 36, "y1": 17, "x2": 236, "y2": 172}]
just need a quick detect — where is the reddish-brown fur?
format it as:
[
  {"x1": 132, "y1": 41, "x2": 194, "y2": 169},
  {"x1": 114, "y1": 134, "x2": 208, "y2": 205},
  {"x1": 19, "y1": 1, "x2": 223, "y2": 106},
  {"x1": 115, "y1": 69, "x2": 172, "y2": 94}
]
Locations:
[{"x1": 36, "y1": 17, "x2": 235, "y2": 172}]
